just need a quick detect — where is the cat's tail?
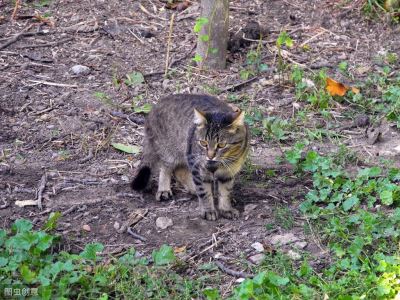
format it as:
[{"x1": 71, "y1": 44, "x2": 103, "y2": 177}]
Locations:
[{"x1": 131, "y1": 164, "x2": 151, "y2": 191}]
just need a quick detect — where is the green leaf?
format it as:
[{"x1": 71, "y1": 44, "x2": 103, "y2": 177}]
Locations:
[
  {"x1": 125, "y1": 72, "x2": 144, "y2": 87},
  {"x1": 203, "y1": 288, "x2": 220, "y2": 300},
  {"x1": 42, "y1": 212, "x2": 61, "y2": 231},
  {"x1": 0, "y1": 257, "x2": 8, "y2": 267},
  {"x1": 343, "y1": 196, "x2": 359, "y2": 211},
  {"x1": 80, "y1": 243, "x2": 104, "y2": 260},
  {"x1": 12, "y1": 219, "x2": 33, "y2": 233},
  {"x1": 134, "y1": 103, "x2": 152, "y2": 114},
  {"x1": 194, "y1": 17, "x2": 208, "y2": 33},
  {"x1": 0, "y1": 229, "x2": 6, "y2": 247},
  {"x1": 358, "y1": 166, "x2": 381, "y2": 178},
  {"x1": 200, "y1": 34, "x2": 209, "y2": 42},
  {"x1": 111, "y1": 143, "x2": 141, "y2": 154},
  {"x1": 193, "y1": 54, "x2": 203, "y2": 63},
  {"x1": 20, "y1": 264, "x2": 36, "y2": 283},
  {"x1": 267, "y1": 271, "x2": 289, "y2": 286},
  {"x1": 380, "y1": 190, "x2": 393, "y2": 205},
  {"x1": 35, "y1": 232, "x2": 54, "y2": 252},
  {"x1": 152, "y1": 244, "x2": 175, "y2": 266}
]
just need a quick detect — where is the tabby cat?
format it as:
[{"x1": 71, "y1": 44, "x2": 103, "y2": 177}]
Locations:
[{"x1": 131, "y1": 94, "x2": 249, "y2": 220}]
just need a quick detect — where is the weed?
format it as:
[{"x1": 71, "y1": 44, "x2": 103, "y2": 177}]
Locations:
[
  {"x1": 274, "y1": 206, "x2": 295, "y2": 230},
  {"x1": 0, "y1": 219, "x2": 207, "y2": 299}
]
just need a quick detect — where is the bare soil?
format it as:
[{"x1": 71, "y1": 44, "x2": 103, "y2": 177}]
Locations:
[{"x1": 1, "y1": 0, "x2": 399, "y2": 288}]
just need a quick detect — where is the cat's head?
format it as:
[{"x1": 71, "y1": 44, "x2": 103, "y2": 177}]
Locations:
[{"x1": 193, "y1": 107, "x2": 248, "y2": 173}]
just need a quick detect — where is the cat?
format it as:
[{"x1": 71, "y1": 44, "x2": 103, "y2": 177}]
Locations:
[{"x1": 131, "y1": 94, "x2": 249, "y2": 220}]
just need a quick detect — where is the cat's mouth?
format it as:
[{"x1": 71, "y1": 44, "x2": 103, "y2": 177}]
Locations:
[{"x1": 205, "y1": 160, "x2": 220, "y2": 173}]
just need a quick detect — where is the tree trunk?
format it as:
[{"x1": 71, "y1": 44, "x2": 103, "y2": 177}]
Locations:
[{"x1": 196, "y1": 0, "x2": 229, "y2": 69}]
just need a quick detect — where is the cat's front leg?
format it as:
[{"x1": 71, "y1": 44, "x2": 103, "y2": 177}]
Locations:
[
  {"x1": 192, "y1": 170, "x2": 217, "y2": 220},
  {"x1": 217, "y1": 179, "x2": 239, "y2": 219}
]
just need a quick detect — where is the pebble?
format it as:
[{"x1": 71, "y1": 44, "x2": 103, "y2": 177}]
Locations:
[
  {"x1": 82, "y1": 224, "x2": 91, "y2": 232},
  {"x1": 162, "y1": 79, "x2": 170, "y2": 90},
  {"x1": 270, "y1": 233, "x2": 299, "y2": 246},
  {"x1": 71, "y1": 65, "x2": 91, "y2": 76},
  {"x1": 294, "y1": 241, "x2": 308, "y2": 249},
  {"x1": 113, "y1": 222, "x2": 120, "y2": 230},
  {"x1": 287, "y1": 250, "x2": 301, "y2": 260},
  {"x1": 156, "y1": 216, "x2": 173, "y2": 230},
  {"x1": 251, "y1": 242, "x2": 265, "y2": 253},
  {"x1": 248, "y1": 253, "x2": 265, "y2": 265}
]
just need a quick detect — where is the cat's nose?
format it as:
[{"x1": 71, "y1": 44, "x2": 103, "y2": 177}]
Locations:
[{"x1": 207, "y1": 149, "x2": 216, "y2": 160}]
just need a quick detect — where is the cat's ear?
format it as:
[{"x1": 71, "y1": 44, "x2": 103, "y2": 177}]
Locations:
[
  {"x1": 228, "y1": 110, "x2": 245, "y2": 133},
  {"x1": 231, "y1": 110, "x2": 245, "y2": 127},
  {"x1": 193, "y1": 108, "x2": 207, "y2": 127}
]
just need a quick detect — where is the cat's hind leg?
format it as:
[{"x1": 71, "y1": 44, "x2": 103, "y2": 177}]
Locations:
[
  {"x1": 174, "y1": 167, "x2": 196, "y2": 195},
  {"x1": 156, "y1": 165, "x2": 173, "y2": 201}
]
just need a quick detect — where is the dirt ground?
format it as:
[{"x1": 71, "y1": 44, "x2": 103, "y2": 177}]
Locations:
[{"x1": 1, "y1": 0, "x2": 399, "y2": 288}]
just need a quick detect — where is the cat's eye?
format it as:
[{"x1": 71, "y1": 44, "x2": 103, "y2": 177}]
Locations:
[
  {"x1": 199, "y1": 140, "x2": 208, "y2": 147},
  {"x1": 217, "y1": 142, "x2": 227, "y2": 148}
]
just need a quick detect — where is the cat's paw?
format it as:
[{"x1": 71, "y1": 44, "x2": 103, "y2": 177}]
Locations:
[
  {"x1": 219, "y1": 208, "x2": 239, "y2": 219},
  {"x1": 203, "y1": 209, "x2": 219, "y2": 221},
  {"x1": 156, "y1": 190, "x2": 173, "y2": 201}
]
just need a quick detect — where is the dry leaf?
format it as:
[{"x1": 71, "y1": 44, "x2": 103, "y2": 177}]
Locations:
[
  {"x1": 166, "y1": 0, "x2": 191, "y2": 11},
  {"x1": 326, "y1": 78, "x2": 360, "y2": 97},
  {"x1": 326, "y1": 77, "x2": 348, "y2": 96},
  {"x1": 174, "y1": 245, "x2": 187, "y2": 253}
]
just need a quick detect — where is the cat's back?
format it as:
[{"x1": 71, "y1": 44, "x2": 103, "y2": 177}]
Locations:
[{"x1": 149, "y1": 94, "x2": 233, "y2": 121}]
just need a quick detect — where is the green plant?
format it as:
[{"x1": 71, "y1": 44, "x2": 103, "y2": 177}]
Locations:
[
  {"x1": 0, "y1": 218, "x2": 209, "y2": 299},
  {"x1": 193, "y1": 17, "x2": 209, "y2": 63},
  {"x1": 94, "y1": 92, "x2": 115, "y2": 107},
  {"x1": 125, "y1": 71, "x2": 144, "y2": 87},
  {"x1": 276, "y1": 31, "x2": 293, "y2": 76}
]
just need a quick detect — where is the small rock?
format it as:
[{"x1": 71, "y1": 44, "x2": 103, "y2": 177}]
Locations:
[
  {"x1": 270, "y1": 233, "x2": 299, "y2": 246},
  {"x1": 251, "y1": 242, "x2": 264, "y2": 253},
  {"x1": 294, "y1": 241, "x2": 308, "y2": 249},
  {"x1": 248, "y1": 253, "x2": 265, "y2": 265},
  {"x1": 287, "y1": 250, "x2": 301, "y2": 260},
  {"x1": 244, "y1": 204, "x2": 258, "y2": 215},
  {"x1": 162, "y1": 79, "x2": 170, "y2": 90},
  {"x1": 82, "y1": 224, "x2": 91, "y2": 232},
  {"x1": 113, "y1": 222, "x2": 120, "y2": 230},
  {"x1": 302, "y1": 78, "x2": 315, "y2": 89},
  {"x1": 71, "y1": 65, "x2": 91, "y2": 76},
  {"x1": 156, "y1": 217, "x2": 173, "y2": 230},
  {"x1": 39, "y1": 114, "x2": 51, "y2": 122}
]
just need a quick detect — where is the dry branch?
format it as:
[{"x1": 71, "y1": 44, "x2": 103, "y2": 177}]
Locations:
[{"x1": 214, "y1": 260, "x2": 254, "y2": 278}]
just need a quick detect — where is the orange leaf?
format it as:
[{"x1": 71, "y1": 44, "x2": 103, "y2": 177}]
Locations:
[
  {"x1": 326, "y1": 77, "x2": 349, "y2": 97},
  {"x1": 174, "y1": 245, "x2": 187, "y2": 253},
  {"x1": 351, "y1": 87, "x2": 360, "y2": 94}
]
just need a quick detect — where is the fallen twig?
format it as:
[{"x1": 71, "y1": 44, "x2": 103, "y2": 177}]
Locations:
[
  {"x1": 36, "y1": 173, "x2": 48, "y2": 210},
  {"x1": 62, "y1": 205, "x2": 78, "y2": 216},
  {"x1": 27, "y1": 80, "x2": 78, "y2": 88},
  {"x1": 139, "y1": 3, "x2": 168, "y2": 21},
  {"x1": 0, "y1": 26, "x2": 44, "y2": 50},
  {"x1": 215, "y1": 260, "x2": 254, "y2": 278},
  {"x1": 127, "y1": 227, "x2": 147, "y2": 242},
  {"x1": 11, "y1": 0, "x2": 21, "y2": 20},
  {"x1": 16, "y1": 37, "x2": 74, "y2": 49},
  {"x1": 164, "y1": 13, "x2": 175, "y2": 76},
  {"x1": 118, "y1": 208, "x2": 148, "y2": 233},
  {"x1": 79, "y1": 149, "x2": 94, "y2": 164},
  {"x1": 220, "y1": 76, "x2": 259, "y2": 93}
]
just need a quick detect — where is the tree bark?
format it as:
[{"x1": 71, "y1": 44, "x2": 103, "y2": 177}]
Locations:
[{"x1": 196, "y1": 0, "x2": 229, "y2": 69}]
